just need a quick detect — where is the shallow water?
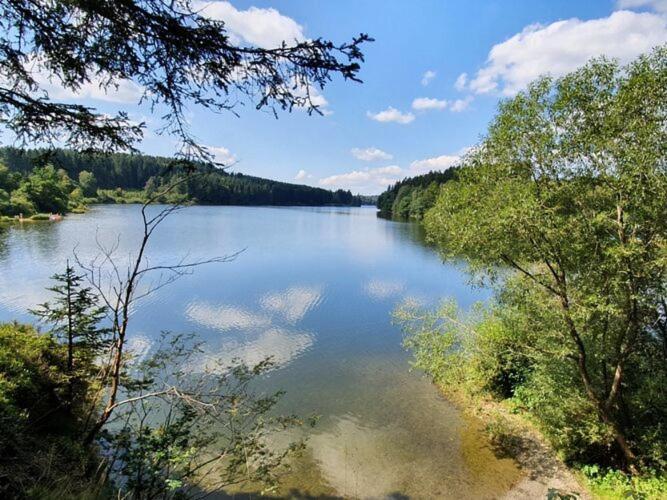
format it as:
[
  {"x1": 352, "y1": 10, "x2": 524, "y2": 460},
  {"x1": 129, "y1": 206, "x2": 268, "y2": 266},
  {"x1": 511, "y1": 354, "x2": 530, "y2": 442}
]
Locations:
[{"x1": 0, "y1": 205, "x2": 521, "y2": 498}]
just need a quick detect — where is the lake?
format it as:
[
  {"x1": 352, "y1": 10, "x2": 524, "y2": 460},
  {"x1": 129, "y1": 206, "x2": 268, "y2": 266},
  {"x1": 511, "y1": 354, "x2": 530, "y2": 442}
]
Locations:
[{"x1": 0, "y1": 204, "x2": 521, "y2": 498}]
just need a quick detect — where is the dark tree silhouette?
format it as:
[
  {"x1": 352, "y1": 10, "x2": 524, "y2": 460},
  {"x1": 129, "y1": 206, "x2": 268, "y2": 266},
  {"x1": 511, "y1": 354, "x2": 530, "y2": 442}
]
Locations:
[{"x1": 0, "y1": 0, "x2": 371, "y2": 160}]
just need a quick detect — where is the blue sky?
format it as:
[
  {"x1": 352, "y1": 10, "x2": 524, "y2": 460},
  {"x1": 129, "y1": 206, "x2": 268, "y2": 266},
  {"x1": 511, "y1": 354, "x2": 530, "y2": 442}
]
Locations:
[{"x1": 24, "y1": 0, "x2": 667, "y2": 193}]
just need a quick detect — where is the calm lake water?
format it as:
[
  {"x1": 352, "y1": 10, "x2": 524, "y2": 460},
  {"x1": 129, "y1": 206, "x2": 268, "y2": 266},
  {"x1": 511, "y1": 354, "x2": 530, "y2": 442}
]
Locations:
[{"x1": 0, "y1": 205, "x2": 521, "y2": 498}]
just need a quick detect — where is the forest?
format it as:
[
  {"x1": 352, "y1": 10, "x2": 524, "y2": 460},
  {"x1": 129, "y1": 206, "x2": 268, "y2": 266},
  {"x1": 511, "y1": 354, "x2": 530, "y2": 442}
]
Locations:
[
  {"x1": 376, "y1": 168, "x2": 459, "y2": 219},
  {"x1": 0, "y1": 147, "x2": 362, "y2": 217}
]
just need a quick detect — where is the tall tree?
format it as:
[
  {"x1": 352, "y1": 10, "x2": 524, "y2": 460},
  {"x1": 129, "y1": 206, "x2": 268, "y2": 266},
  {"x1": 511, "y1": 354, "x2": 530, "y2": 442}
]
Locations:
[{"x1": 424, "y1": 47, "x2": 667, "y2": 469}]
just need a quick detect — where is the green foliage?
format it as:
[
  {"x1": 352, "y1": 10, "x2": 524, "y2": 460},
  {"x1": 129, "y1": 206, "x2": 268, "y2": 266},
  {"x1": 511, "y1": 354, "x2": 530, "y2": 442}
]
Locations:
[
  {"x1": 0, "y1": 160, "x2": 86, "y2": 217},
  {"x1": 77, "y1": 171, "x2": 97, "y2": 198},
  {"x1": 29, "y1": 213, "x2": 51, "y2": 220},
  {"x1": 582, "y1": 466, "x2": 667, "y2": 499},
  {"x1": 421, "y1": 47, "x2": 667, "y2": 470},
  {"x1": 31, "y1": 265, "x2": 110, "y2": 380},
  {"x1": 7, "y1": 190, "x2": 36, "y2": 216},
  {"x1": 377, "y1": 169, "x2": 457, "y2": 218},
  {"x1": 1, "y1": 269, "x2": 309, "y2": 498},
  {"x1": 108, "y1": 337, "x2": 307, "y2": 498},
  {"x1": 20, "y1": 166, "x2": 71, "y2": 214},
  {"x1": 0, "y1": 323, "x2": 96, "y2": 497}
]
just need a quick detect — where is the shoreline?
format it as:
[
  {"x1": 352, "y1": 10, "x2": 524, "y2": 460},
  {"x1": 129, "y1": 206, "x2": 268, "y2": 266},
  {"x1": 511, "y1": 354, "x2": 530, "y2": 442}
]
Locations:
[{"x1": 435, "y1": 382, "x2": 591, "y2": 499}]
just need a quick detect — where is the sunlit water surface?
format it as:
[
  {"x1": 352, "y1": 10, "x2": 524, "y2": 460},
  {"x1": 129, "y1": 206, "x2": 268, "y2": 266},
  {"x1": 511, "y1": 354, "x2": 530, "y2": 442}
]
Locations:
[{"x1": 0, "y1": 205, "x2": 521, "y2": 499}]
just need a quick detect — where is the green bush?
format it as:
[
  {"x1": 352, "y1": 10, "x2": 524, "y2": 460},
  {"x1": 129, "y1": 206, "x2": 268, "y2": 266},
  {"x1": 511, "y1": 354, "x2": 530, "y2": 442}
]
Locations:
[
  {"x1": 0, "y1": 323, "x2": 93, "y2": 497},
  {"x1": 582, "y1": 466, "x2": 667, "y2": 499}
]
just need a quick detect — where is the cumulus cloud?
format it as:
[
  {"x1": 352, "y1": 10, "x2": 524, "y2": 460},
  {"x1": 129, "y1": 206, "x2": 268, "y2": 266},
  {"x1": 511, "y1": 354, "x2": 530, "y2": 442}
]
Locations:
[
  {"x1": 319, "y1": 147, "x2": 468, "y2": 193},
  {"x1": 411, "y1": 97, "x2": 448, "y2": 111},
  {"x1": 351, "y1": 147, "x2": 393, "y2": 161},
  {"x1": 319, "y1": 165, "x2": 403, "y2": 193},
  {"x1": 295, "y1": 169, "x2": 311, "y2": 181},
  {"x1": 195, "y1": 1, "x2": 305, "y2": 48},
  {"x1": 367, "y1": 107, "x2": 415, "y2": 124},
  {"x1": 409, "y1": 154, "x2": 461, "y2": 175},
  {"x1": 454, "y1": 73, "x2": 468, "y2": 91},
  {"x1": 421, "y1": 70, "x2": 436, "y2": 86},
  {"x1": 205, "y1": 145, "x2": 237, "y2": 166},
  {"x1": 449, "y1": 96, "x2": 473, "y2": 112},
  {"x1": 468, "y1": 10, "x2": 667, "y2": 96}
]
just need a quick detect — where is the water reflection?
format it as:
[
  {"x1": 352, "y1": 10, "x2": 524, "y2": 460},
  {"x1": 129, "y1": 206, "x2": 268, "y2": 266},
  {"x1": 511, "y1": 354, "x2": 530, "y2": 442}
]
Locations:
[
  {"x1": 186, "y1": 302, "x2": 271, "y2": 331},
  {"x1": 185, "y1": 284, "x2": 324, "y2": 372},
  {"x1": 260, "y1": 285, "x2": 323, "y2": 323},
  {"x1": 363, "y1": 278, "x2": 405, "y2": 301},
  {"x1": 0, "y1": 206, "x2": 511, "y2": 498},
  {"x1": 191, "y1": 327, "x2": 315, "y2": 373}
]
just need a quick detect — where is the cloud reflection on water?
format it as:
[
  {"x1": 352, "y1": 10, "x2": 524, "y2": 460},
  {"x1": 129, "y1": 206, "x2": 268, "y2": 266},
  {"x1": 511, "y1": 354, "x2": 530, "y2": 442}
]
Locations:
[
  {"x1": 184, "y1": 284, "x2": 323, "y2": 372},
  {"x1": 363, "y1": 278, "x2": 405, "y2": 300},
  {"x1": 186, "y1": 303, "x2": 271, "y2": 331},
  {"x1": 260, "y1": 285, "x2": 323, "y2": 323},
  {"x1": 193, "y1": 327, "x2": 314, "y2": 373}
]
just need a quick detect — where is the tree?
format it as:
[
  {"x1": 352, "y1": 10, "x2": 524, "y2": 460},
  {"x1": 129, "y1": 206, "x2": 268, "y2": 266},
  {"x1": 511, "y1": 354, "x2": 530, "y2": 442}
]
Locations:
[
  {"x1": 1, "y1": 0, "x2": 370, "y2": 161},
  {"x1": 31, "y1": 263, "x2": 109, "y2": 403},
  {"x1": 424, "y1": 47, "x2": 667, "y2": 470},
  {"x1": 31, "y1": 264, "x2": 109, "y2": 372},
  {"x1": 78, "y1": 170, "x2": 97, "y2": 198},
  {"x1": 18, "y1": 165, "x2": 71, "y2": 213}
]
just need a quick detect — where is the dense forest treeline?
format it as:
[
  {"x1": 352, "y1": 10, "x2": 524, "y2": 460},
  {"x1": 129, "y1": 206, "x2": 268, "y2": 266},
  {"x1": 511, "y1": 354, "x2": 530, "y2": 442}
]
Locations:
[
  {"x1": 0, "y1": 147, "x2": 365, "y2": 213},
  {"x1": 376, "y1": 168, "x2": 459, "y2": 219}
]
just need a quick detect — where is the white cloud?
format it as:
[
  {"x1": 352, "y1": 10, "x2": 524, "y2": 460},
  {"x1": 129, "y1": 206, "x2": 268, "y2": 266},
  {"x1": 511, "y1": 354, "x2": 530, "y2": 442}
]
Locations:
[
  {"x1": 195, "y1": 1, "x2": 305, "y2": 48},
  {"x1": 454, "y1": 72, "x2": 468, "y2": 91},
  {"x1": 367, "y1": 107, "x2": 415, "y2": 124},
  {"x1": 295, "y1": 169, "x2": 311, "y2": 181},
  {"x1": 319, "y1": 165, "x2": 403, "y2": 193},
  {"x1": 450, "y1": 96, "x2": 473, "y2": 112},
  {"x1": 206, "y1": 145, "x2": 237, "y2": 166},
  {"x1": 469, "y1": 10, "x2": 667, "y2": 96},
  {"x1": 409, "y1": 154, "x2": 461, "y2": 175},
  {"x1": 421, "y1": 70, "x2": 436, "y2": 86},
  {"x1": 292, "y1": 81, "x2": 333, "y2": 115},
  {"x1": 351, "y1": 147, "x2": 393, "y2": 161},
  {"x1": 617, "y1": 0, "x2": 667, "y2": 13},
  {"x1": 27, "y1": 58, "x2": 143, "y2": 103},
  {"x1": 319, "y1": 147, "x2": 468, "y2": 193},
  {"x1": 411, "y1": 97, "x2": 448, "y2": 111}
]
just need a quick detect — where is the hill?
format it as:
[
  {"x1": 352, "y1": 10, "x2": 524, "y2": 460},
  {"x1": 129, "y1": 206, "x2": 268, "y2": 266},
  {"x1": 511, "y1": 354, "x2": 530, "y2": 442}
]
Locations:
[{"x1": 0, "y1": 148, "x2": 361, "y2": 207}]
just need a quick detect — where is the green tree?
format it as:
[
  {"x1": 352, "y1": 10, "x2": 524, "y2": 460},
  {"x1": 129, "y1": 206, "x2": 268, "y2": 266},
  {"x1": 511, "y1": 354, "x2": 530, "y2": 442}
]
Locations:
[
  {"x1": 19, "y1": 165, "x2": 71, "y2": 213},
  {"x1": 424, "y1": 47, "x2": 667, "y2": 470},
  {"x1": 31, "y1": 265, "x2": 109, "y2": 372},
  {"x1": 8, "y1": 190, "x2": 35, "y2": 216},
  {"x1": 31, "y1": 264, "x2": 110, "y2": 404},
  {"x1": 78, "y1": 170, "x2": 98, "y2": 198}
]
